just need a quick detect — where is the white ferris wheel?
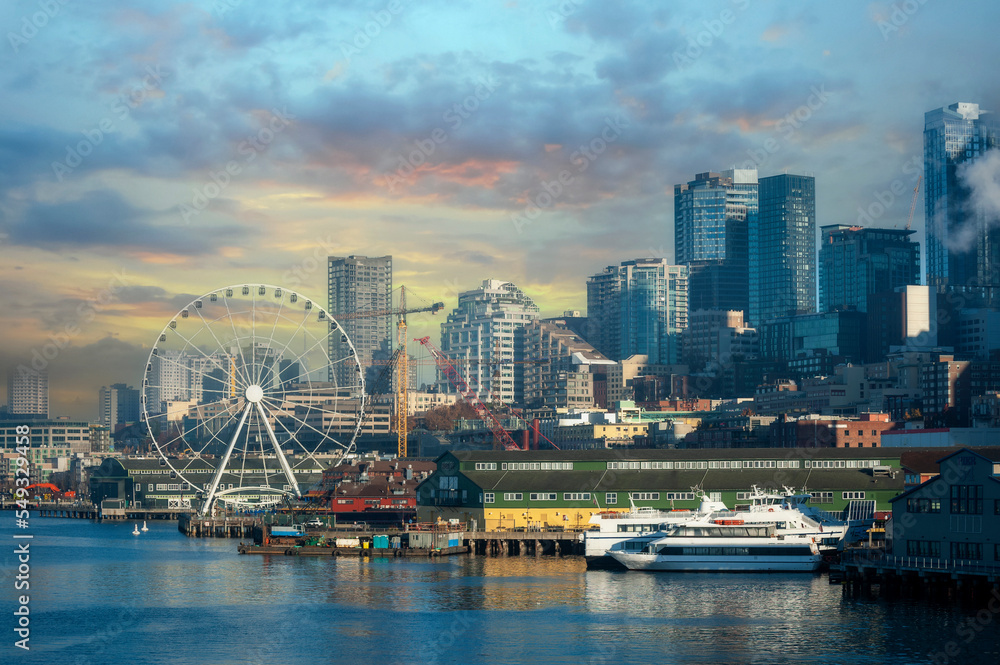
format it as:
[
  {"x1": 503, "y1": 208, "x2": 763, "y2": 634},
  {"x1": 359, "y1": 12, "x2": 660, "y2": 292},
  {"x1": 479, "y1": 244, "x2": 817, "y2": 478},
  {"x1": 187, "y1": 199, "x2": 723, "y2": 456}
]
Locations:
[{"x1": 140, "y1": 284, "x2": 365, "y2": 515}]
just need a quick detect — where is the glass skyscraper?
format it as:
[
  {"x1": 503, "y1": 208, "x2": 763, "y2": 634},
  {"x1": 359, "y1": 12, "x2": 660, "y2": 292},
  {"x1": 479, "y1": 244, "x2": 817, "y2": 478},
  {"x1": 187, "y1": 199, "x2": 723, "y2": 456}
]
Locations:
[
  {"x1": 924, "y1": 102, "x2": 1000, "y2": 300},
  {"x1": 749, "y1": 174, "x2": 816, "y2": 326},
  {"x1": 586, "y1": 259, "x2": 688, "y2": 365},
  {"x1": 674, "y1": 169, "x2": 756, "y2": 313},
  {"x1": 819, "y1": 225, "x2": 920, "y2": 313}
]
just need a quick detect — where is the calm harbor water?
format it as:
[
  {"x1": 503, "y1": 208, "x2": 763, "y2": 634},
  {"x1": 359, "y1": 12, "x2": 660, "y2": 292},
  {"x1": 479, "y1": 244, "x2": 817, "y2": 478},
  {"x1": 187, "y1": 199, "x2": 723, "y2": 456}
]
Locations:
[{"x1": 3, "y1": 517, "x2": 999, "y2": 665}]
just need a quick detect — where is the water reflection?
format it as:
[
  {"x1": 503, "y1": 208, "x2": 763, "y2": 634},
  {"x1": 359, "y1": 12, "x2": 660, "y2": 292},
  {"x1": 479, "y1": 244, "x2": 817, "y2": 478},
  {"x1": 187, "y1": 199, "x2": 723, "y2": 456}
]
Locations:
[{"x1": 6, "y1": 518, "x2": 1000, "y2": 665}]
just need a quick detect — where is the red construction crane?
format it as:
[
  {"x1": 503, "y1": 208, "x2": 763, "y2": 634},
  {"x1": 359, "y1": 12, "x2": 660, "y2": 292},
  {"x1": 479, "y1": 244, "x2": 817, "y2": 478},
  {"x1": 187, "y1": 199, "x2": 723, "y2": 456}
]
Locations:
[{"x1": 414, "y1": 336, "x2": 526, "y2": 451}]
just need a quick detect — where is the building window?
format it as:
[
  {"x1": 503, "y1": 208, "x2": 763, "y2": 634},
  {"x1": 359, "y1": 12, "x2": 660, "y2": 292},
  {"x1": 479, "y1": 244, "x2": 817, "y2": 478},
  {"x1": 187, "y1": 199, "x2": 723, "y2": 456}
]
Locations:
[
  {"x1": 950, "y1": 542, "x2": 983, "y2": 560},
  {"x1": 906, "y1": 540, "x2": 941, "y2": 557},
  {"x1": 843, "y1": 492, "x2": 865, "y2": 500},
  {"x1": 484, "y1": 493, "x2": 494, "y2": 504},
  {"x1": 631, "y1": 492, "x2": 659, "y2": 501},
  {"x1": 811, "y1": 492, "x2": 834, "y2": 503},
  {"x1": 503, "y1": 493, "x2": 523, "y2": 501},
  {"x1": 475, "y1": 463, "x2": 497, "y2": 471},
  {"x1": 564, "y1": 493, "x2": 591, "y2": 501},
  {"x1": 907, "y1": 498, "x2": 941, "y2": 513},
  {"x1": 950, "y1": 485, "x2": 983, "y2": 514},
  {"x1": 605, "y1": 493, "x2": 617, "y2": 505},
  {"x1": 529, "y1": 493, "x2": 556, "y2": 501}
]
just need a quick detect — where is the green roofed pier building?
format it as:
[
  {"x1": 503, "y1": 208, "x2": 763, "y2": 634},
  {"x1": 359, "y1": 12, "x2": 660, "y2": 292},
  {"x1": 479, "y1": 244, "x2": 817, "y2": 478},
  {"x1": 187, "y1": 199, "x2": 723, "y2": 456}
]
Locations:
[{"x1": 416, "y1": 447, "x2": 914, "y2": 531}]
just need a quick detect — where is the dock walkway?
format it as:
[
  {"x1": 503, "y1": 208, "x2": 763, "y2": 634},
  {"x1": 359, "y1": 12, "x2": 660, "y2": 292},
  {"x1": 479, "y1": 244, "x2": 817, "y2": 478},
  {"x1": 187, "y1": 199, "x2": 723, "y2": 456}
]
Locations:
[{"x1": 832, "y1": 549, "x2": 1000, "y2": 599}]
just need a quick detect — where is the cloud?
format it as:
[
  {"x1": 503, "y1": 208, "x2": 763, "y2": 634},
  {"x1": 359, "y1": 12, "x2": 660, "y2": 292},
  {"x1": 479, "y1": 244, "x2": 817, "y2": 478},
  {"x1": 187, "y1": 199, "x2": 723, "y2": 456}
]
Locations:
[
  {"x1": 3, "y1": 190, "x2": 252, "y2": 256},
  {"x1": 947, "y1": 148, "x2": 1000, "y2": 252}
]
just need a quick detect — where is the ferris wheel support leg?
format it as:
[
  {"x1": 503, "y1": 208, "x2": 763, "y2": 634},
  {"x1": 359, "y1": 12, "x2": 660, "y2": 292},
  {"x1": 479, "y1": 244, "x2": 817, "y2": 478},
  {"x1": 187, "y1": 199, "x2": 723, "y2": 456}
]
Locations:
[
  {"x1": 201, "y1": 402, "x2": 252, "y2": 516},
  {"x1": 256, "y1": 401, "x2": 301, "y2": 500}
]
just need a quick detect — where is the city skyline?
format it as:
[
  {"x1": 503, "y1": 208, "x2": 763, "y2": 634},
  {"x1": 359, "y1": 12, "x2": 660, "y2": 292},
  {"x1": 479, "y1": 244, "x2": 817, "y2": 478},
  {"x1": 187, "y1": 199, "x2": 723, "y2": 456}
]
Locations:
[{"x1": 3, "y1": 2, "x2": 1000, "y2": 418}]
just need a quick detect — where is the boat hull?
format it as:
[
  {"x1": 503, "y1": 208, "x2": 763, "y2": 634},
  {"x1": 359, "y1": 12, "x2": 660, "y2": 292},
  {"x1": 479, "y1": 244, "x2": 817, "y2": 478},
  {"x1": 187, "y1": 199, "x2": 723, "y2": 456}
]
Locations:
[
  {"x1": 584, "y1": 554, "x2": 628, "y2": 570},
  {"x1": 610, "y1": 551, "x2": 822, "y2": 572}
]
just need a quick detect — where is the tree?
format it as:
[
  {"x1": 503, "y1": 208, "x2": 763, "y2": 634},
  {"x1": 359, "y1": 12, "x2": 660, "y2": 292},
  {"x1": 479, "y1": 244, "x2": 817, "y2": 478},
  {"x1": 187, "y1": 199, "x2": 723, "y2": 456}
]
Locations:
[{"x1": 422, "y1": 401, "x2": 481, "y2": 432}]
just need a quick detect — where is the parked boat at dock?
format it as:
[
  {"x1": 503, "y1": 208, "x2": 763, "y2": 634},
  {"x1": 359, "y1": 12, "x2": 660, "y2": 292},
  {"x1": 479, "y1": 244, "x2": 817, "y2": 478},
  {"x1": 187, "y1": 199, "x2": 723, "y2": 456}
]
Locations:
[
  {"x1": 609, "y1": 522, "x2": 823, "y2": 572},
  {"x1": 585, "y1": 486, "x2": 858, "y2": 568},
  {"x1": 583, "y1": 493, "x2": 728, "y2": 568}
]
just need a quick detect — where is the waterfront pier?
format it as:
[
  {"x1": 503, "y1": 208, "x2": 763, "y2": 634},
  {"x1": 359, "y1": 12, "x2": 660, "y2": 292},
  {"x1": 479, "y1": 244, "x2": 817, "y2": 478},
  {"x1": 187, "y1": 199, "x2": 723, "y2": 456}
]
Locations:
[
  {"x1": 178, "y1": 513, "x2": 259, "y2": 538},
  {"x1": 464, "y1": 530, "x2": 583, "y2": 556},
  {"x1": 833, "y1": 549, "x2": 1000, "y2": 601},
  {"x1": 7, "y1": 501, "x2": 193, "y2": 522}
]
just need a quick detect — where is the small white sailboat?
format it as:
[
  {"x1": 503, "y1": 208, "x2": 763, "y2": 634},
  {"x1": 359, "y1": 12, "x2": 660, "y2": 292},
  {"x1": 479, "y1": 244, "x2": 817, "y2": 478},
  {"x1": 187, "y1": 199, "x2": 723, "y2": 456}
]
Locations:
[
  {"x1": 141, "y1": 521, "x2": 149, "y2": 532},
  {"x1": 132, "y1": 523, "x2": 140, "y2": 535}
]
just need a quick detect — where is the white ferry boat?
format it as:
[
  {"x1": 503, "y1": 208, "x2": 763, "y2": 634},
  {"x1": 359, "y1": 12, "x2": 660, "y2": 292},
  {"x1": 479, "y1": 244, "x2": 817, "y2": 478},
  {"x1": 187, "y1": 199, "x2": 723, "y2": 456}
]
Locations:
[
  {"x1": 583, "y1": 494, "x2": 729, "y2": 568},
  {"x1": 585, "y1": 487, "x2": 854, "y2": 568},
  {"x1": 609, "y1": 522, "x2": 823, "y2": 572}
]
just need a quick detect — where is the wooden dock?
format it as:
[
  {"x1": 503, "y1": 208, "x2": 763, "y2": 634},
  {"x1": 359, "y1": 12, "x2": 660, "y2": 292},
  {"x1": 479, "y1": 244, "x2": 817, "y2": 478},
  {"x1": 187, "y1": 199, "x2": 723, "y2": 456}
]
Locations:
[
  {"x1": 178, "y1": 513, "x2": 259, "y2": 539},
  {"x1": 238, "y1": 544, "x2": 470, "y2": 557},
  {"x1": 832, "y1": 548, "x2": 1000, "y2": 600},
  {"x1": 7, "y1": 502, "x2": 193, "y2": 522},
  {"x1": 464, "y1": 530, "x2": 584, "y2": 556}
]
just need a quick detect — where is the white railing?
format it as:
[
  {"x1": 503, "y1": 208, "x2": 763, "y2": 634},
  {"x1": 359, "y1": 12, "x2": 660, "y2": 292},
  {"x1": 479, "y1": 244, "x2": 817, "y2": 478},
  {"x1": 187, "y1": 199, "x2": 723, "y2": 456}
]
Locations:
[{"x1": 842, "y1": 550, "x2": 1000, "y2": 576}]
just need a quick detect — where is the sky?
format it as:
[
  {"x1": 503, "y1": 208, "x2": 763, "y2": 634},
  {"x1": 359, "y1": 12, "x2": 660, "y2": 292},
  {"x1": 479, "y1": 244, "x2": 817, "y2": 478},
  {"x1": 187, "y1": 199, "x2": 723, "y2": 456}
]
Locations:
[{"x1": 2, "y1": 0, "x2": 1000, "y2": 420}]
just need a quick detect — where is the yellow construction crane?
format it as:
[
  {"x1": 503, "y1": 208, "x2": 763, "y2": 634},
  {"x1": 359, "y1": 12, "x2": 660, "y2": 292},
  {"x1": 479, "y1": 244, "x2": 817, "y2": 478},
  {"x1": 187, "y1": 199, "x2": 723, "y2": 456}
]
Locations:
[
  {"x1": 397, "y1": 287, "x2": 409, "y2": 459},
  {"x1": 332, "y1": 291, "x2": 444, "y2": 458}
]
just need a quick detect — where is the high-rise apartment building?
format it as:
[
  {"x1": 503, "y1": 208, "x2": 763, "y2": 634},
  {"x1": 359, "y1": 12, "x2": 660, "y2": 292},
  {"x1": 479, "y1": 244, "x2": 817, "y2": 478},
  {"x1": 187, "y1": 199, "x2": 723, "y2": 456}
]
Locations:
[
  {"x1": 924, "y1": 102, "x2": 1000, "y2": 298},
  {"x1": 439, "y1": 279, "x2": 540, "y2": 405},
  {"x1": 99, "y1": 383, "x2": 141, "y2": 426},
  {"x1": 867, "y1": 285, "x2": 940, "y2": 362},
  {"x1": 518, "y1": 318, "x2": 615, "y2": 411},
  {"x1": 674, "y1": 169, "x2": 756, "y2": 312},
  {"x1": 682, "y1": 309, "x2": 758, "y2": 371},
  {"x1": 749, "y1": 174, "x2": 816, "y2": 325},
  {"x1": 587, "y1": 259, "x2": 688, "y2": 365},
  {"x1": 145, "y1": 350, "x2": 219, "y2": 413},
  {"x1": 819, "y1": 225, "x2": 920, "y2": 313},
  {"x1": 327, "y1": 255, "x2": 393, "y2": 392},
  {"x1": 7, "y1": 368, "x2": 48, "y2": 417}
]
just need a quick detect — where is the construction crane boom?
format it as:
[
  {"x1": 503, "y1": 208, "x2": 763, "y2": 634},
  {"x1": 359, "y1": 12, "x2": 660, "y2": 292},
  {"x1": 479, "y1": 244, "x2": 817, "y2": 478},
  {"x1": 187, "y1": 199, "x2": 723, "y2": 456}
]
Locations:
[
  {"x1": 332, "y1": 302, "x2": 444, "y2": 321},
  {"x1": 414, "y1": 336, "x2": 525, "y2": 451},
  {"x1": 330, "y1": 290, "x2": 444, "y2": 459}
]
